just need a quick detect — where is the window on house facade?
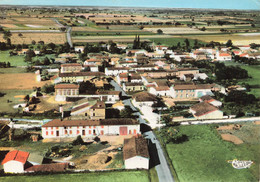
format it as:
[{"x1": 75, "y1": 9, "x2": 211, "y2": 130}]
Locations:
[
  {"x1": 70, "y1": 130, "x2": 72, "y2": 134},
  {"x1": 51, "y1": 131, "x2": 54, "y2": 135},
  {"x1": 46, "y1": 131, "x2": 48, "y2": 136}
]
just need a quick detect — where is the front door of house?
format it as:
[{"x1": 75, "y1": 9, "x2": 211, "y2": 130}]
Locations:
[{"x1": 119, "y1": 127, "x2": 127, "y2": 135}]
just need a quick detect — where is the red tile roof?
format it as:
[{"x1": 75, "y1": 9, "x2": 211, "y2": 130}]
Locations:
[
  {"x1": 55, "y1": 84, "x2": 79, "y2": 89},
  {"x1": 71, "y1": 103, "x2": 90, "y2": 113},
  {"x1": 42, "y1": 118, "x2": 138, "y2": 127},
  {"x1": 219, "y1": 53, "x2": 231, "y2": 57},
  {"x1": 59, "y1": 72, "x2": 105, "y2": 77},
  {"x1": 123, "y1": 135, "x2": 149, "y2": 160},
  {"x1": 190, "y1": 102, "x2": 219, "y2": 117},
  {"x1": 25, "y1": 163, "x2": 69, "y2": 172},
  {"x1": 2, "y1": 150, "x2": 29, "y2": 165},
  {"x1": 61, "y1": 63, "x2": 82, "y2": 67}
]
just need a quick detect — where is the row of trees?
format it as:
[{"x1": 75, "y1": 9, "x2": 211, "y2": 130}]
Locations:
[{"x1": 0, "y1": 62, "x2": 11, "y2": 68}]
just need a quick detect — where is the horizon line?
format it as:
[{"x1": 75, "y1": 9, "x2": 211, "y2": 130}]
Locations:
[{"x1": 0, "y1": 4, "x2": 259, "y2": 11}]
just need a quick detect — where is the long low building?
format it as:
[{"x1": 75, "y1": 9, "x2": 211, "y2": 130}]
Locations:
[{"x1": 42, "y1": 118, "x2": 140, "y2": 138}]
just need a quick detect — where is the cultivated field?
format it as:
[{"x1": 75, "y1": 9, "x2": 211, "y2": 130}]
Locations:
[
  {"x1": 0, "y1": 32, "x2": 67, "y2": 44},
  {"x1": 0, "y1": 73, "x2": 50, "y2": 90},
  {"x1": 144, "y1": 27, "x2": 206, "y2": 34},
  {"x1": 177, "y1": 33, "x2": 260, "y2": 45},
  {"x1": 0, "y1": 17, "x2": 60, "y2": 30},
  {"x1": 75, "y1": 13, "x2": 167, "y2": 23},
  {"x1": 72, "y1": 34, "x2": 171, "y2": 43}
]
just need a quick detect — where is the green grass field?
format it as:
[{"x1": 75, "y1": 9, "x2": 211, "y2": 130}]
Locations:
[
  {"x1": 148, "y1": 37, "x2": 205, "y2": 47},
  {"x1": 240, "y1": 65, "x2": 260, "y2": 97},
  {"x1": 224, "y1": 62, "x2": 260, "y2": 98},
  {"x1": 0, "y1": 51, "x2": 27, "y2": 67},
  {"x1": 0, "y1": 170, "x2": 149, "y2": 182},
  {"x1": 159, "y1": 125, "x2": 259, "y2": 182},
  {"x1": 0, "y1": 89, "x2": 33, "y2": 113}
]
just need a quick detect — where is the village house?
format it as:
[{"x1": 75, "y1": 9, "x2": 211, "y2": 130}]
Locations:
[
  {"x1": 67, "y1": 91, "x2": 121, "y2": 104},
  {"x1": 216, "y1": 52, "x2": 232, "y2": 61},
  {"x1": 148, "y1": 80, "x2": 171, "y2": 97},
  {"x1": 84, "y1": 58, "x2": 103, "y2": 66},
  {"x1": 122, "y1": 82, "x2": 145, "y2": 92},
  {"x1": 1, "y1": 150, "x2": 30, "y2": 173},
  {"x1": 170, "y1": 52, "x2": 190, "y2": 62},
  {"x1": 91, "y1": 77, "x2": 110, "y2": 89},
  {"x1": 1, "y1": 150, "x2": 69, "y2": 174},
  {"x1": 41, "y1": 118, "x2": 140, "y2": 138},
  {"x1": 126, "y1": 49, "x2": 148, "y2": 56},
  {"x1": 60, "y1": 63, "x2": 82, "y2": 73},
  {"x1": 118, "y1": 60, "x2": 138, "y2": 67},
  {"x1": 175, "y1": 67, "x2": 199, "y2": 78},
  {"x1": 129, "y1": 73, "x2": 143, "y2": 83},
  {"x1": 112, "y1": 101, "x2": 125, "y2": 111},
  {"x1": 74, "y1": 46, "x2": 85, "y2": 53},
  {"x1": 199, "y1": 95, "x2": 222, "y2": 107},
  {"x1": 130, "y1": 64, "x2": 155, "y2": 72},
  {"x1": 191, "y1": 50, "x2": 209, "y2": 60},
  {"x1": 138, "y1": 70, "x2": 168, "y2": 79},
  {"x1": 105, "y1": 67, "x2": 129, "y2": 76},
  {"x1": 123, "y1": 135, "x2": 150, "y2": 170},
  {"x1": 237, "y1": 45, "x2": 251, "y2": 51},
  {"x1": 132, "y1": 92, "x2": 157, "y2": 107},
  {"x1": 189, "y1": 102, "x2": 223, "y2": 119},
  {"x1": 116, "y1": 73, "x2": 129, "y2": 85},
  {"x1": 171, "y1": 83, "x2": 214, "y2": 99},
  {"x1": 89, "y1": 101, "x2": 106, "y2": 120},
  {"x1": 70, "y1": 102, "x2": 92, "y2": 116},
  {"x1": 55, "y1": 83, "x2": 79, "y2": 101},
  {"x1": 59, "y1": 72, "x2": 105, "y2": 83},
  {"x1": 84, "y1": 64, "x2": 99, "y2": 72},
  {"x1": 149, "y1": 86, "x2": 170, "y2": 97}
]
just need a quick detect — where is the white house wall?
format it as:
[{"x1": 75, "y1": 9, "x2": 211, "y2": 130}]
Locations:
[
  {"x1": 125, "y1": 156, "x2": 149, "y2": 169},
  {"x1": 42, "y1": 125, "x2": 140, "y2": 138},
  {"x1": 4, "y1": 161, "x2": 24, "y2": 173}
]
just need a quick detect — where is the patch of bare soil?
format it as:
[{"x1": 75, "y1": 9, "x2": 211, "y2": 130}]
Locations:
[
  {"x1": 221, "y1": 134, "x2": 244, "y2": 145},
  {"x1": 74, "y1": 152, "x2": 115, "y2": 170},
  {"x1": 254, "y1": 121, "x2": 260, "y2": 125},
  {"x1": 217, "y1": 124, "x2": 241, "y2": 131}
]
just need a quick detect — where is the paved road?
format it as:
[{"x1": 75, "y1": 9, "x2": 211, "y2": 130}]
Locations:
[
  {"x1": 66, "y1": 26, "x2": 73, "y2": 48},
  {"x1": 110, "y1": 80, "x2": 175, "y2": 182},
  {"x1": 10, "y1": 30, "x2": 60, "y2": 33},
  {"x1": 52, "y1": 18, "x2": 73, "y2": 48},
  {"x1": 51, "y1": 18, "x2": 65, "y2": 27}
]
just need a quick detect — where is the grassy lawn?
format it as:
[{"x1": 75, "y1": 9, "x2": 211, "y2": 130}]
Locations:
[
  {"x1": 149, "y1": 167, "x2": 159, "y2": 182},
  {"x1": 0, "y1": 89, "x2": 33, "y2": 113},
  {"x1": 224, "y1": 62, "x2": 260, "y2": 98},
  {"x1": 0, "y1": 67, "x2": 27, "y2": 74},
  {"x1": 0, "y1": 170, "x2": 149, "y2": 182},
  {"x1": 0, "y1": 51, "x2": 27, "y2": 67},
  {"x1": 148, "y1": 37, "x2": 205, "y2": 47},
  {"x1": 158, "y1": 125, "x2": 259, "y2": 182}
]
